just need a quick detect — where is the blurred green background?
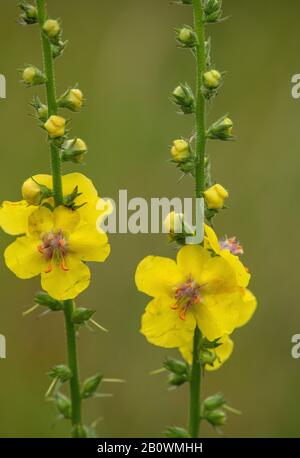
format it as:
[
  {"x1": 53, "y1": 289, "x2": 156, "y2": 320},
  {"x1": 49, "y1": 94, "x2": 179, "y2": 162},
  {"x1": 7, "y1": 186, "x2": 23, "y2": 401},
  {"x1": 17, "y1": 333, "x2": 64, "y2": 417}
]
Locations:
[{"x1": 0, "y1": 0, "x2": 299, "y2": 438}]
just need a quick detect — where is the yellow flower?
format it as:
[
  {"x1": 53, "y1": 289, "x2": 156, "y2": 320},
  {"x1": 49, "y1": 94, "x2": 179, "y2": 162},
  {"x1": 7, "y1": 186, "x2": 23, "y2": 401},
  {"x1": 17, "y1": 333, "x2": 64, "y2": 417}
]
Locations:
[
  {"x1": 0, "y1": 173, "x2": 109, "y2": 235},
  {"x1": 203, "y1": 69, "x2": 221, "y2": 88},
  {"x1": 204, "y1": 224, "x2": 257, "y2": 321},
  {"x1": 179, "y1": 335, "x2": 234, "y2": 371},
  {"x1": 171, "y1": 139, "x2": 190, "y2": 162},
  {"x1": 43, "y1": 19, "x2": 60, "y2": 38},
  {"x1": 204, "y1": 224, "x2": 250, "y2": 288},
  {"x1": 67, "y1": 89, "x2": 84, "y2": 110},
  {"x1": 44, "y1": 115, "x2": 66, "y2": 138},
  {"x1": 4, "y1": 205, "x2": 110, "y2": 300},
  {"x1": 204, "y1": 184, "x2": 229, "y2": 209},
  {"x1": 136, "y1": 244, "x2": 252, "y2": 347}
]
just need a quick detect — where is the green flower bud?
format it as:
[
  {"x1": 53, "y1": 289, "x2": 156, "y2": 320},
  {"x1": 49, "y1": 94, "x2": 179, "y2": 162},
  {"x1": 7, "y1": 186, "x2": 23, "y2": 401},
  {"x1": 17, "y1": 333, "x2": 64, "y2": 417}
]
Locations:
[
  {"x1": 164, "y1": 426, "x2": 190, "y2": 438},
  {"x1": 52, "y1": 40, "x2": 67, "y2": 59},
  {"x1": 61, "y1": 138, "x2": 88, "y2": 164},
  {"x1": 200, "y1": 349, "x2": 217, "y2": 365},
  {"x1": 22, "y1": 66, "x2": 46, "y2": 86},
  {"x1": 18, "y1": 1, "x2": 38, "y2": 25},
  {"x1": 81, "y1": 374, "x2": 103, "y2": 399},
  {"x1": 163, "y1": 357, "x2": 188, "y2": 375},
  {"x1": 171, "y1": 83, "x2": 195, "y2": 114},
  {"x1": 168, "y1": 372, "x2": 188, "y2": 387},
  {"x1": 48, "y1": 365, "x2": 72, "y2": 383},
  {"x1": 73, "y1": 307, "x2": 95, "y2": 325},
  {"x1": 34, "y1": 291, "x2": 64, "y2": 312},
  {"x1": 72, "y1": 425, "x2": 89, "y2": 438},
  {"x1": 31, "y1": 96, "x2": 48, "y2": 121},
  {"x1": 176, "y1": 27, "x2": 196, "y2": 47},
  {"x1": 203, "y1": 393, "x2": 226, "y2": 411},
  {"x1": 203, "y1": 0, "x2": 223, "y2": 23},
  {"x1": 55, "y1": 393, "x2": 72, "y2": 419},
  {"x1": 205, "y1": 409, "x2": 227, "y2": 427}
]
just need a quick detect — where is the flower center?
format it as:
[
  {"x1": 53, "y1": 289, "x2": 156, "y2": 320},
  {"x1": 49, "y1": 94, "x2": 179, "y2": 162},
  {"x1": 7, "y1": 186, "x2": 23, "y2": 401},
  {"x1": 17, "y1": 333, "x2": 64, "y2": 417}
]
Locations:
[
  {"x1": 172, "y1": 278, "x2": 203, "y2": 321},
  {"x1": 38, "y1": 230, "x2": 69, "y2": 273},
  {"x1": 219, "y1": 236, "x2": 243, "y2": 255}
]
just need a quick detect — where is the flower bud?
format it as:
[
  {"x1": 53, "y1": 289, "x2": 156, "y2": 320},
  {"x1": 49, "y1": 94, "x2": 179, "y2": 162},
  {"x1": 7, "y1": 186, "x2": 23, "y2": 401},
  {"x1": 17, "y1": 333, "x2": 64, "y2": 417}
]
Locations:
[
  {"x1": 203, "y1": 394, "x2": 226, "y2": 411},
  {"x1": 43, "y1": 19, "x2": 60, "y2": 38},
  {"x1": 203, "y1": 69, "x2": 221, "y2": 88},
  {"x1": 34, "y1": 291, "x2": 64, "y2": 311},
  {"x1": 44, "y1": 115, "x2": 66, "y2": 138},
  {"x1": 164, "y1": 426, "x2": 190, "y2": 438},
  {"x1": 168, "y1": 372, "x2": 188, "y2": 386},
  {"x1": 22, "y1": 66, "x2": 46, "y2": 86},
  {"x1": 18, "y1": 1, "x2": 38, "y2": 25},
  {"x1": 200, "y1": 349, "x2": 217, "y2": 365},
  {"x1": 81, "y1": 374, "x2": 103, "y2": 399},
  {"x1": 171, "y1": 83, "x2": 195, "y2": 114},
  {"x1": 207, "y1": 116, "x2": 234, "y2": 140},
  {"x1": 58, "y1": 88, "x2": 84, "y2": 112},
  {"x1": 55, "y1": 393, "x2": 72, "y2": 419},
  {"x1": 22, "y1": 177, "x2": 53, "y2": 206},
  {"x1": 61, "y1": 138, "x2": 88, "y2": 164},
  {"x1": 205, "y1": 409, "x2": 227, "y2": 427},
  {"x1": 163, "y1": 211, "x2": 194, "y2": 245},
  {"x1": 204, "y1": 184, "x2": 229, "y2": 210},
  {"x1": 73, "y1": 307, "x2": 95, "y2": 325},
  {"x1": 203, "y1": 0, "x2": 223, "y2": 23},
  {"x1": 171, "y1": 139, "x2": 190, "y2": 162},
  {"x1": 48, "y1": 365, "x2": 72, "y2": 383},
  {"x1": 176, "y1": 27, "x2": 196, "y2": 47},
  {"x1": 52, "y1": 40, "x2": 67, "y2": 59},
  {"x1": 163, "y1": 357, "x2": 188, "y2": 375}
]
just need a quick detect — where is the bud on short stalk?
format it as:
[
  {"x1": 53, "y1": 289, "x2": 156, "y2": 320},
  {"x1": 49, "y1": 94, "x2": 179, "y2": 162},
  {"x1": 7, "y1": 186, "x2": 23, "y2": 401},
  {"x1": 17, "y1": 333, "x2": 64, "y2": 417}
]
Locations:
[
  {"x1": 204, "y1": 183, "x2": 229, "y2": 210},
  {"x1": 81, "y1": 374, "x2": 103, "y2": 399},
  {"x1": 22, "y1": 66, "x2": 46, "y2": 86},
  {"x1": 44, "y1": 115, "x2": 66, "y2": 138},
  {"x1": 34, "y1": 291, "x2": 64, "y2": 312},
  {"x1": 207, "y1": 115, "x2": 234, "y2": 140},
  {"x1": 43, "y1": 19, "x2": 61, "y2": 40},
  {"x1": 61, "y1": 138, "x2": 88, "y2": 164},
  {"x1": 48, "y1": 364, "x2": 72, "y2": 383},
  {"x1": 18, "y1": 1, "x2": 38, "y2": 25},
  {"x1": 171, "y1": 83, "x2": 195, "y2": 114},
  {"x1": 176, "y1": 26, "x2": 196, "y2": 48},
  {"x1": 22, "y1": 177, "x2": 53, "y2": 205},
  {"x1": 58, "y1": 88, "x2": 84, "y2": 112}
]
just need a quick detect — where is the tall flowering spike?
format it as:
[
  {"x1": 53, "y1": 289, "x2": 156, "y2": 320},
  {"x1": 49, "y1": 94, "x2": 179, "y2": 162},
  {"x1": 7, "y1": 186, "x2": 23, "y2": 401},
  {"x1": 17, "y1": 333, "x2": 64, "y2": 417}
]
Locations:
[
  {"x1": 0, "y1": 0, "x2": 112, "y2": 438},
  {"x1": 135, "y1": 0, "x2": 256, "y2": 439}
]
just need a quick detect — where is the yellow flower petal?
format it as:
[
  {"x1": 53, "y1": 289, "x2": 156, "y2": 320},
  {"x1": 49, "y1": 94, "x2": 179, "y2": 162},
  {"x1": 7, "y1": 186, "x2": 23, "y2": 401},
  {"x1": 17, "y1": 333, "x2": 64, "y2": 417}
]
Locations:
[
  {"x1": 194, "y1": 292, "x2": 242, "y2": 341},
  {"x1": 135, "y1": 256, "x2": 183, "y2": 298},
  {"x1": 204, "y1": 224, "x2": 221, "y2": 254},
  {"x1": 179, "y1": 335, "x2": 233, "y2": 371},
  {"x1": 236, "y1": 289, "x2": 257, "y2": 328},
  {"x1": 176, "y1": 245, "x2": 212, "y2": 284},
  {"x1": 141, "y1": 296, "x2": 196, "y2": 348},
  {"x1": 28, "y1": 206, "x2": 54, "y2": 238},
  {"x1": 221, "y1": 250, "x2": 250, "y2": 288},
  {"x1": 200, "y1": 255, "x2": 237, "y2": 294},
  {"x1": 53, "y1": 206, "x2": 80, "y2": 234},
  {"x1": 62, "y1": 173, "x2": 98, "y2": 208},
  {"x1": 68, "y1": 225, "x2": 110, "y2": 262},
  {"x1": 32, "y1": 174, "x2": 53, "y2": 189},
  {"x1": 4, "y1": 236, "x2": 45, "y2": 279},
  {"x1": 0, "y1": 200, "x2": 35, "y2": 235},
  {"x1": 41, "y1": 254, "x2": 91, "y2": 300},
  {"x1": 206, "y1": 335, "x2": 234, "y2": 371}
]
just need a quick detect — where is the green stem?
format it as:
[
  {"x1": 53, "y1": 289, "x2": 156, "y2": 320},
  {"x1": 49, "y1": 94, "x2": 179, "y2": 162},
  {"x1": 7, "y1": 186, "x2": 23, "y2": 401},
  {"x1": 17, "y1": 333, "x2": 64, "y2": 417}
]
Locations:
[
  {"x1": 188, "y1": 327, "x2": 202, "y2": 437},
  {"x1": 36, "y1": 0, "x2": 63, "y2": 206},
  {"x1": 36, "y1": 1, "x2": 82, "y2": 437},
  {"x1": 193, "y1": 0, "x2": 206, "y2": 199},
  {"x1": 64, "y1": 300, "x2": 82, "y2": 437},
  {"x1": 188, "y1": 0, "x2": 207, "y2": 438}
]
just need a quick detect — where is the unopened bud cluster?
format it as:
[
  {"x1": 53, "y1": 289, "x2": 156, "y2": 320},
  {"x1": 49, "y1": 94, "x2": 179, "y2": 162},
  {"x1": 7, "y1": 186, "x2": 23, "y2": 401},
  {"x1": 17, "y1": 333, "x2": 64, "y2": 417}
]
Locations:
[{"x1": 164, "y1": 357, "x2": 189, "y2": 387}]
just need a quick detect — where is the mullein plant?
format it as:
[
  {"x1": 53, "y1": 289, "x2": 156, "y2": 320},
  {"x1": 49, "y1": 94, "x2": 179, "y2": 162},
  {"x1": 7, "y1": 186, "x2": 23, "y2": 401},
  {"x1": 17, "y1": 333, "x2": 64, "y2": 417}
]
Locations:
[
  {"x1": 0, "y1": 1, "x2": 114, "y2": 437},
  {"x1": 135, "y1": 0, "x2": 257, "y2": 437}
]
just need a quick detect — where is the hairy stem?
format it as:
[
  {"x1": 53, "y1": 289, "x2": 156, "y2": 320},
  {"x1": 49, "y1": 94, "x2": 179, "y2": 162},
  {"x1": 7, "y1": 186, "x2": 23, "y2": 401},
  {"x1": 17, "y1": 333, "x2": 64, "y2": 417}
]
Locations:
[
  {"x1": 64, "y1": 300, "x2": 82, "y2": 437},
  {"x1": 188, "y1": 0, "x2": 207, "y2": 438},
  {"x1": 36, "y1": 0, "x2": 82, "y2": 437},
  {"x1": 36, "y1": 0, "x2": 63, "y2": 206}
]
